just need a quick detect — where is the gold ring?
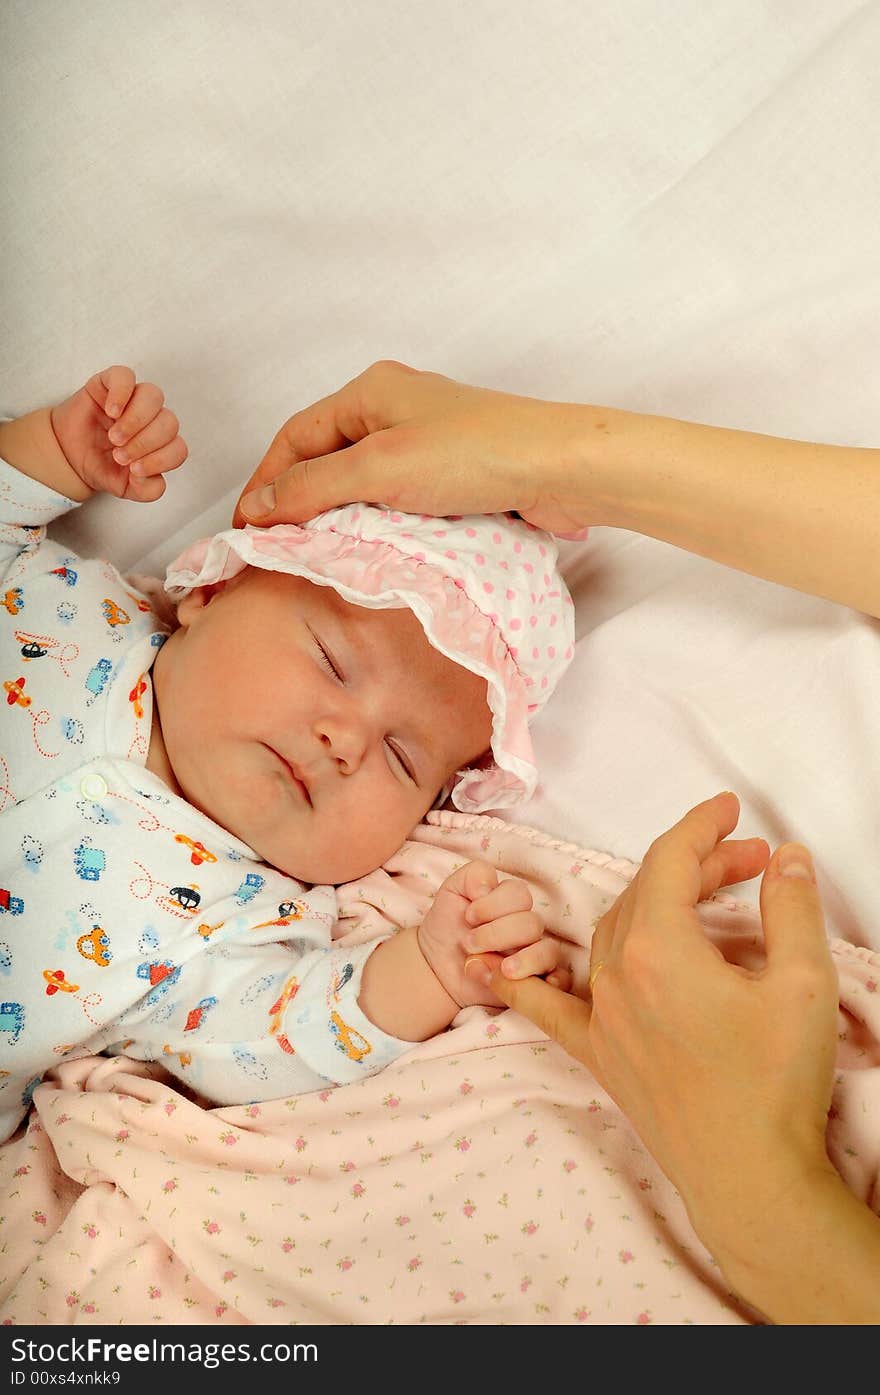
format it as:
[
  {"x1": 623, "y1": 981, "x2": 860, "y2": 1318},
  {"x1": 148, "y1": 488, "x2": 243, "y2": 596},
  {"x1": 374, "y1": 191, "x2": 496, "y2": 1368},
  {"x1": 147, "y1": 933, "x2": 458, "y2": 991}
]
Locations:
[{"x1": 588, "y1": 960, "x2": 606, "y2": 992}]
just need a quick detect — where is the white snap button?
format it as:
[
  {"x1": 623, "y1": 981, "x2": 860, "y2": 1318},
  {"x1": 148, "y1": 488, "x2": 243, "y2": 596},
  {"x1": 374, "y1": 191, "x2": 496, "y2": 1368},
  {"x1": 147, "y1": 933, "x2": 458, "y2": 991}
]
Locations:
[{"x1": 80, "y1": 773, "x2": 108, "y2": 801}]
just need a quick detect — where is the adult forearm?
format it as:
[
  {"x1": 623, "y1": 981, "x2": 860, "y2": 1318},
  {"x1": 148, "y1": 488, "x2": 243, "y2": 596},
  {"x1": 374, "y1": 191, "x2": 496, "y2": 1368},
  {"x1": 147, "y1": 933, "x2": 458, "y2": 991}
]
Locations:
[
  {"x1": 697, "y1": 1164, "x2": 880, "y2": 1325},
  {"x1": 572, "y1": 403, "x2": 880, "y2": 618}
]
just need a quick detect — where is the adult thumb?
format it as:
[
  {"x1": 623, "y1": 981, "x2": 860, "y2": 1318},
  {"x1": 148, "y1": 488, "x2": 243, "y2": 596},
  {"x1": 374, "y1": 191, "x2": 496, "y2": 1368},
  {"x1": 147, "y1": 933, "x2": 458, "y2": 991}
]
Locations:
[
  {"x1": 237, "y1": 443, "x2": 372, "y2": 526},
  {"x1": 473, "y1": 958, "x2": 597, "y2": 1072},
  {"x1": 758, "y1": 842, "x2": 833, "y2": 977}
]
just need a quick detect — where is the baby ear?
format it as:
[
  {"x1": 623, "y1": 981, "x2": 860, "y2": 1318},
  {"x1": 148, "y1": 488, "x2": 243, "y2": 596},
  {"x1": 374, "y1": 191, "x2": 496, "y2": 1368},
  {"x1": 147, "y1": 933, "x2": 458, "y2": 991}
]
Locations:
[{"x1": 175, "y1": 579, "x2": 228, "y2": 627}]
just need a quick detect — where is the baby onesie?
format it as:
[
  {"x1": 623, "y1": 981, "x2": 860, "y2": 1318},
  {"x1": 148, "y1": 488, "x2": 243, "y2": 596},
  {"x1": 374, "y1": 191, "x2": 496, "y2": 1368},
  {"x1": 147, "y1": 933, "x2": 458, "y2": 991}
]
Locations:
[{"x1": 0, "y1": 459, "x2": 408, "y2": 1142}]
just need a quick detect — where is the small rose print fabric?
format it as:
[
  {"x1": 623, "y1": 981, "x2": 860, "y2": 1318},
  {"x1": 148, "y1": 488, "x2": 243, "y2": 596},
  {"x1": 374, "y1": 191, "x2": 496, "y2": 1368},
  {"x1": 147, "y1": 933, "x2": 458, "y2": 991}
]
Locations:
[{"x1": 1, "y1": 812, "x2": 878, "y2": 1325}]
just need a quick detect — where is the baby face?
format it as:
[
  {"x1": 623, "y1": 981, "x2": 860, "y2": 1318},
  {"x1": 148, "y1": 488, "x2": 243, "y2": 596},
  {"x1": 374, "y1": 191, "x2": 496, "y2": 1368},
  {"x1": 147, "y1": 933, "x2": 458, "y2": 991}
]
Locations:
[{"x1": 150, "y1": 568, "x2": 493, "y2": 883}]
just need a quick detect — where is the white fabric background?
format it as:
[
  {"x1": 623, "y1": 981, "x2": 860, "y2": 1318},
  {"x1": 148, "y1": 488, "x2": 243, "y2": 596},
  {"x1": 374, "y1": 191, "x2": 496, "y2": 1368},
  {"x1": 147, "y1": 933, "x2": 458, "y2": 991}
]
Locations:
[{"x1": 2, "y1": 0, "x2": 878, "y2": 944}]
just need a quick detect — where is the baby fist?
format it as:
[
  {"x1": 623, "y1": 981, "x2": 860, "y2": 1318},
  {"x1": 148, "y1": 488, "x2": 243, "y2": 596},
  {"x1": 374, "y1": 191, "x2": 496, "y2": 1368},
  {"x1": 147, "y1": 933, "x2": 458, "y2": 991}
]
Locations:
[
  {"x1": 51, "y1": 365, "x2": 187, "y2": 501},
  {"x1": 418, "y1": 860, "x2": 563, "y2": 1009}
]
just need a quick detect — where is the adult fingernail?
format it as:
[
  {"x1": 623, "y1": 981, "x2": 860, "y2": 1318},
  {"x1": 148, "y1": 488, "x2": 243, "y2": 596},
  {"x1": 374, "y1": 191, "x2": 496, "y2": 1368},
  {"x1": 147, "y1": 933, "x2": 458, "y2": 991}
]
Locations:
[
  {"x1": 464, "y1": 957, "x2": 492, "y2": 987},
  {"x1": 241, "y1": 484, "x2": 275, "y2": 519},
  {"x1": 776, "y1": 843, "x2": 814, "y2": 880}
]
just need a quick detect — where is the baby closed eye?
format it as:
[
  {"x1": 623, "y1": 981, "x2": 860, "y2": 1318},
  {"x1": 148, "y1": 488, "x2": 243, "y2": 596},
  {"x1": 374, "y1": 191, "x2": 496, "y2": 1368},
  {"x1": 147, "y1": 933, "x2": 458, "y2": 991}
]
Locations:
[
  {"x1": 310, "y1": 630, "x2": 345, "y2": 682},
  {"x1": 385, "y1": 738, "x2": 417, "y2": 783},
  {"x1": 310, "y1": 627, "x2": 418, "y2": 784}
]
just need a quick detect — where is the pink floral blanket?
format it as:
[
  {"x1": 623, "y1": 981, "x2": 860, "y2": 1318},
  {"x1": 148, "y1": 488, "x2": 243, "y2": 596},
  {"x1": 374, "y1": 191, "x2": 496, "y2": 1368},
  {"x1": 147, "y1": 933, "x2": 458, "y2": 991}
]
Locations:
[{"x1": 2, "y1": 812, "x2": 878, "y2": 1326}]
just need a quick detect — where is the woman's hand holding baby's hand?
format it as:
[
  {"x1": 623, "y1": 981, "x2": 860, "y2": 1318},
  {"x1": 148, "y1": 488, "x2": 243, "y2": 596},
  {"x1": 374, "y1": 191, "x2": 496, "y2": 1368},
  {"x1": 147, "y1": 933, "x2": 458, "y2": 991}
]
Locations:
[
  {"x1": 417, "y1": 860, "x2": 567, "y2": 1009},
  {"x1": 51, "y1": 365, "x2": 187, "y2": 502},
  {"x1": 469, "y1": 793, "x2": 840, "y2": 1249}
]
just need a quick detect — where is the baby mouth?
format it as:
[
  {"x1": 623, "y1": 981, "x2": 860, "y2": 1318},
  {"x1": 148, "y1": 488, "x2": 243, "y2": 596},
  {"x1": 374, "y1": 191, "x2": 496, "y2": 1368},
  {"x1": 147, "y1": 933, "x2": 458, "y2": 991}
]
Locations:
[{"x1": 267, "y1": 747, "x2": 313, "y2": 805}]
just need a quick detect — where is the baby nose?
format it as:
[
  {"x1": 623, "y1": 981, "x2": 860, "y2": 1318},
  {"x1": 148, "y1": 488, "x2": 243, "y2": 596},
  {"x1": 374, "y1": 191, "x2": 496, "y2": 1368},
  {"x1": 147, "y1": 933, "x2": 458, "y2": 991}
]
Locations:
[{"x1": 315, "y1": 710, "x2": 369, "y2": 774}]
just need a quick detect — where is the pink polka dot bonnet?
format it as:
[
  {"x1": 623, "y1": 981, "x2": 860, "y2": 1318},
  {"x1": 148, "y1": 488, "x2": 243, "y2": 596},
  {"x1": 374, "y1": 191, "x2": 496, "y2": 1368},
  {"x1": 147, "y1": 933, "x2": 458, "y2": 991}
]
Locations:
[{"x1": 164, "y1": 506, "x2": 577, "y2": 812}]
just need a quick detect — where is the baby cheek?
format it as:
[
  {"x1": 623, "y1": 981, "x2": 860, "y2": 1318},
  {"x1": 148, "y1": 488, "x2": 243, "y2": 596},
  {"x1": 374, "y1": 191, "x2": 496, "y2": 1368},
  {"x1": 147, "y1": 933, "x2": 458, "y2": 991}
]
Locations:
[{"x1": 359, "y1": 786, "x2": 421, "y2": 854}]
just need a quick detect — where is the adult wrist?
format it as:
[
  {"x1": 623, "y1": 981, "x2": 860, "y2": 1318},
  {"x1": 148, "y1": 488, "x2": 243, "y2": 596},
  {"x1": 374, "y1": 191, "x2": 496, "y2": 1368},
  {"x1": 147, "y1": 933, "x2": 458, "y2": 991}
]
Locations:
[
  {"x1": 688, "y1": 1155, "x2": 853, "y2": 1323},
  {"x1": 551, "y1": 398, "x2": 754, "y2": 538},
  {"x1": 542, "y1": 398, "x2": 640, "y2": 532}
]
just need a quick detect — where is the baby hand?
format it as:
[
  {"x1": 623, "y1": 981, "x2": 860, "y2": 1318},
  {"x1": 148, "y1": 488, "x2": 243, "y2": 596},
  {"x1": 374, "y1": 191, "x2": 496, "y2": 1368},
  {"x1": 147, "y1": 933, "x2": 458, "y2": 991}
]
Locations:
[
  {"x1": 50, "y1": 365, "x2": 187, "y2": 501},
  {"x1": 417, "y1": 860, "x2": 569, "y2": 1009}
]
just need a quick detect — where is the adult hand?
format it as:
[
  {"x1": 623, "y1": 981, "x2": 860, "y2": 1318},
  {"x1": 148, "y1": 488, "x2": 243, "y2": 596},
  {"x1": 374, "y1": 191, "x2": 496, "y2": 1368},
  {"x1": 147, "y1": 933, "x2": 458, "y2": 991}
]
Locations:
[
  {"x1": 466, "y1": 791, "x2": 841, "y2": 1247},
  {"x1": 235, "y1": 359, "x2": 590, "y2": 535},
  {"x1": 236, "y1": 361, "x2": 880, "y2": 618}
]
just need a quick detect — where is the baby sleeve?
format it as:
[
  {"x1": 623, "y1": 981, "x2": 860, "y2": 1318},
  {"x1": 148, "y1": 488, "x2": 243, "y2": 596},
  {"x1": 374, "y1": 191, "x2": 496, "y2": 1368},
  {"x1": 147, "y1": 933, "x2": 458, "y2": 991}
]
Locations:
[
  {"x1": 0, "y1": 455, "x2": 80, "y2": 576},
  {"x1": 114, "y1": 929, "x2": 416, "y2": 1107}
]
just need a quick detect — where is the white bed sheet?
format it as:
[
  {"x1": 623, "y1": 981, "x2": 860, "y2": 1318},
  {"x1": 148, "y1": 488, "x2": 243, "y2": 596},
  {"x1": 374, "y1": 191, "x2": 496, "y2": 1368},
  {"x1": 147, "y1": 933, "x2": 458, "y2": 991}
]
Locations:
[{"x1": 2, "y1": 0, "x2": 878, "y2": 946}]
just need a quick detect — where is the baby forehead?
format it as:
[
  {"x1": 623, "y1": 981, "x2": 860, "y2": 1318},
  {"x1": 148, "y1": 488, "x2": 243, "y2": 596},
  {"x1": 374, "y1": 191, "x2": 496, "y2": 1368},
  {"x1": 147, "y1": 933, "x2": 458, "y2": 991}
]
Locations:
[
  {"x1": 251, "y1": 568, "x2": 451, "y2": 660},
  {"x1": 268, "y1": 570, "x2": 418, "y2": 629}
]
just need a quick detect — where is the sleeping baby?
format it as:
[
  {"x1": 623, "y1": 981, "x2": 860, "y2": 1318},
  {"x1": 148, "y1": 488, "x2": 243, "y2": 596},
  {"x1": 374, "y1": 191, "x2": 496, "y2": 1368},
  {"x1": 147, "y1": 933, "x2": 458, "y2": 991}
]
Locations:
[{"x1": 0, "y1": 366, "x2": 575, "y2": 1141}]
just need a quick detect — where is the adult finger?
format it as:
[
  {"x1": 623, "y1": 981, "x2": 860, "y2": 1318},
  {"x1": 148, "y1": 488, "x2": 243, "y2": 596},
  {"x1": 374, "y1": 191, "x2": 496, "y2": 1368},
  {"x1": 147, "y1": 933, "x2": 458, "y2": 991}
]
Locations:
[
  {"x1": 278, "y1": 357, "x2": 423, "y2": 454},
  {"x1": 616, "y1": 833, "x2": 771, "y2": 914},
  {"x1": 234, "y1": 359, "x2": 422, "y2": 526},
  {"x1": 271, "y1": 360, "x2": 422, "y2": 462},
  {"x1": 473, "y1": 957, "x2": 599, "y2": 1074},
  {"x1": 758, "y1": 843, "x2": 835, "y2": 977},
  {"x1": 237, "y1": 432, "x2": 400, "y2": 526},
  {"x1": 638, "y1": 791, "x2": 743, "y2": 911},
  {"x1": 697, "y1": 835, "x2": 770, "y2": 900},
  {"x1": 586, "y1": 830, "x2": 769, "y2": 972},
  {"x1": 237, "y1": 398, "x2": 355, "y2": 506}
]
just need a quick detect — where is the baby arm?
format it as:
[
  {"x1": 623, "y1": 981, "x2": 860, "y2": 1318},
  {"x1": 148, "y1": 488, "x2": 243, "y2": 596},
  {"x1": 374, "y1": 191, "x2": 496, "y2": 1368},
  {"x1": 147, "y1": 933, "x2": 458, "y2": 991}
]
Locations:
[
  {"x1": 358, "y1": 860, "x2": 568, "y2": 1041},
  {"x1": 0, "y1": 365, "x2": 186, "y2": 503}
]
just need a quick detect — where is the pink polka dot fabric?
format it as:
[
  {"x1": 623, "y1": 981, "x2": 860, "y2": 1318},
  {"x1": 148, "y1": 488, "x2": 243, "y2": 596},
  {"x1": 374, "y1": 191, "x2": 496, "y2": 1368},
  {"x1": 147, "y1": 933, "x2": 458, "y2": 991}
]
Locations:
[{"x1": 165, "y1": 506, "x2": 576, "y2": 811}]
